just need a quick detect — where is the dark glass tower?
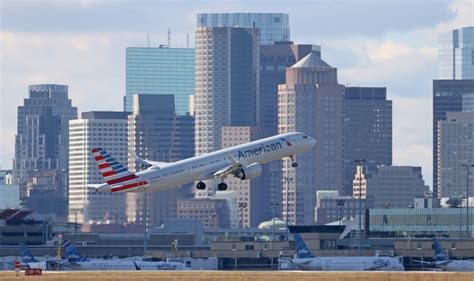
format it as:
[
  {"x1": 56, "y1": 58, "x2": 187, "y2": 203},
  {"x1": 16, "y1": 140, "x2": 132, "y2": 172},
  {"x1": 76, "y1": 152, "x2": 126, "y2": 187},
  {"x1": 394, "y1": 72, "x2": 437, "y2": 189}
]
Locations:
[
  {"x1": 127, "y1": 94, "x2": 194, "y2": 227},
  {"x1": 343, "y1": 87, "x2": 393, "y2": 196}
]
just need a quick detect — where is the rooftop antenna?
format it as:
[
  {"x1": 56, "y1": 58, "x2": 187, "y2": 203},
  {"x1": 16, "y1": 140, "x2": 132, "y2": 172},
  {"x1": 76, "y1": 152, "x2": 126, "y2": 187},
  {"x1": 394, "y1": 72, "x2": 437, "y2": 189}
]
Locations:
[
  {"x1": 168, "y1": 29, "x2": 171, "y2": 47},
  {"x1": 186, "y1": 33, "x2": 189, "y2": 48},
  {"x1": 147, "y1": 33, "x2": 150, "y2": 48}
]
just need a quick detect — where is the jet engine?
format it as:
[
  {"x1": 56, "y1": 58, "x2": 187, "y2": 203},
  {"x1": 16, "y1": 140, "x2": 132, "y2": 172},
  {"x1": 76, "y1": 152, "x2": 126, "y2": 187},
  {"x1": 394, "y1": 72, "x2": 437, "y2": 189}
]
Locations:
[{"x1": 235, "y1": 163, "x2": 262, "y2": 180}]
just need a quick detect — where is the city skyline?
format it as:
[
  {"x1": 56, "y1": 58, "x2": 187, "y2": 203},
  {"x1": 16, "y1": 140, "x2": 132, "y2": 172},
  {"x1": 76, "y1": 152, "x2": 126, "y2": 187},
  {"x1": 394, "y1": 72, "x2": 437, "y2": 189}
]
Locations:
[{"x1": 1, "y1": 1, "x2": 474, "y2": 187}]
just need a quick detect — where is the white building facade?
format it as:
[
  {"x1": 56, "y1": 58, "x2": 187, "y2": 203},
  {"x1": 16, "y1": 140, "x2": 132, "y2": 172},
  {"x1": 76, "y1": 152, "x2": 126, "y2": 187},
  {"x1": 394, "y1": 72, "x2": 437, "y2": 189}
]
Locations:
[{"x1": 68, "y1": 112, "x2": 129, "y2": 224}]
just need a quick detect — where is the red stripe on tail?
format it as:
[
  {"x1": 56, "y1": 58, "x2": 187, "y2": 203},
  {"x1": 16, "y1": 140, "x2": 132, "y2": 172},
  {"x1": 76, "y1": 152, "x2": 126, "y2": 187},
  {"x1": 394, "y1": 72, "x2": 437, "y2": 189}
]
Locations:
[
  {"x1": 102, "y1": 170, "x2": 116, "y2": 177},
  {"x1": 106, "y1": 174, "x2": 138, "y2": 185}
]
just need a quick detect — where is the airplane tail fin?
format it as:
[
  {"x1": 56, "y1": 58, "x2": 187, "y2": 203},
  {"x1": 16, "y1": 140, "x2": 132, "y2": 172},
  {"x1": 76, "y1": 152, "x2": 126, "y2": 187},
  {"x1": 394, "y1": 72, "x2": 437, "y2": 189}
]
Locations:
[
  {"x1": 432, "y1": 239, "x2": 449, "y2": 261},
  {"x1": 19, "y1": 243, "x2": 39, "y2": 263},
  {"x1": 293, "y1": 233, "x2": 316, "y2": 258},
  {"x1": 64, "y1": 241, "x2": 87, "y2": 262},
  {"x1": 91, "y1": 147, "x2": 139, "y2": 186}
]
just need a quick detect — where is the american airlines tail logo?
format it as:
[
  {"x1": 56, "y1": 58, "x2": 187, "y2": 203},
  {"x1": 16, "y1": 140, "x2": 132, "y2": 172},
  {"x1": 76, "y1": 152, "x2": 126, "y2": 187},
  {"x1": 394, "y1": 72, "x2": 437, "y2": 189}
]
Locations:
[{"x1": 237, "y1": 141, "x2": 283, "y2": 159}]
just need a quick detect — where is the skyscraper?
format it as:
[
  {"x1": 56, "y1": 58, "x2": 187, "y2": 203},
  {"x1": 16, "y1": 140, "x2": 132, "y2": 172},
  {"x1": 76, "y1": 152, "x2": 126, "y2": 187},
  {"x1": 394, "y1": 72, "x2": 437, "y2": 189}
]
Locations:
[
  {"x1": 259, "y1": 42, "x2": 319, "y2": 216},
  {"x1": 438, "y1": 112, "x2": 474, "y2": 198},
  {"x1": 197, "y1": 13, "x2": 290, "y2": 45},
  {"x1": 343, "y1": 87, "x2": 392, "y2": 196},
  {"x1": 278, "y1": 52, "x2": 344, "y2": 224},
  {"x1": 432, "y1": 79, "x2": 474, "y2": 198},
  {"x1": 13, "y1": 84, "x2": 77, "y2": 220},
  {"x1": 194, "y1": 27, "x2": 260, "y2": 157},
  {"x1": 13, "y1": 84, "x2": 77, "y2": 183},
  {"x1": 259, "y1": 42, "x2": 320, "y2": 136},
  {"x1": 127, "y1": 94, "x2": 194, "y2": 227},
  {"x1": 438, "y1": 26, "x2": 474, "y2": 80},
  {"x1": 68, "y1": 111, "x2": 129, "y2": 224},
  {"x1": 124, "y1": 47, "x2": 195, "y2": 114}
]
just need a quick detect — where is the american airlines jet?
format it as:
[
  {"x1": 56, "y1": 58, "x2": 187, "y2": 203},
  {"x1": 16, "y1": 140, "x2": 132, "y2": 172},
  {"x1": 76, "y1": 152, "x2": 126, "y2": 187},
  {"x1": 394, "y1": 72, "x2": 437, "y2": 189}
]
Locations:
[
  {"x1": 290, "y1": 233, "x2": 404, "y2": 271},
  {"x1": 90, "y1": 132, "x2": 315, "y2": 193}
]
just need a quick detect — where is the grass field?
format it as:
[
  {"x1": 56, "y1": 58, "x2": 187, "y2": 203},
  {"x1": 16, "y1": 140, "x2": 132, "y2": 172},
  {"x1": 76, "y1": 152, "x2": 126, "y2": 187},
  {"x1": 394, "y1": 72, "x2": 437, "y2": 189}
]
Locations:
[{"x1": 1, "y1": 271, "x2": 473, "y2": 281}]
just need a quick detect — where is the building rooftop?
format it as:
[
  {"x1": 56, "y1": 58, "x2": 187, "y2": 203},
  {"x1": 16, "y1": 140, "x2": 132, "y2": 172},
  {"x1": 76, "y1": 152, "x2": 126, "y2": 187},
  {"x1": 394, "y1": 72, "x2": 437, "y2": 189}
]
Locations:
[{"x1": 291, "y1": 51, "x2": 331, "y2": 68}]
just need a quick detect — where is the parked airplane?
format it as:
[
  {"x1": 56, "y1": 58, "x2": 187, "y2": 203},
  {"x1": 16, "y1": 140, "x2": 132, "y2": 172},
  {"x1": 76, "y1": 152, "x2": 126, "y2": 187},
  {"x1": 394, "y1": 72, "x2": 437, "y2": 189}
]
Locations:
[
  {"x1": 19, "y1": 243, "x2": 47, "y2": 270},
  {"x1": 90, "y1": 132, "x2": 316, "y2": 193},
  {"x1": 429, "y1": 239, "x2": 474, "y2": 272},
  {"x1": 290, "y1": 233, "x2": 404, "y2": 271},
  {"x1": 62, "y1": 241, "x2": 188, "y2": 271}
]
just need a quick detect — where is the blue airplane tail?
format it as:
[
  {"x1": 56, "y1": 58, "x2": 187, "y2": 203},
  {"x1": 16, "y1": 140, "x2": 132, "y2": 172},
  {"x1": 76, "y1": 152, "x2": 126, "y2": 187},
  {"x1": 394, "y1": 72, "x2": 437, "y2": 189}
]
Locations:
[
  {"x1": 432, "y1": 239, "x2": 449, "y2": 261},
  {"x1": 64, "y1": 241, "x2": 87, "y2": 262},
  {"x1": 19, "y1": 243, "x2": 39, "y2": 263},
  {"x1": 293, "y1": 233, "x2": 316, "y2": 258}
]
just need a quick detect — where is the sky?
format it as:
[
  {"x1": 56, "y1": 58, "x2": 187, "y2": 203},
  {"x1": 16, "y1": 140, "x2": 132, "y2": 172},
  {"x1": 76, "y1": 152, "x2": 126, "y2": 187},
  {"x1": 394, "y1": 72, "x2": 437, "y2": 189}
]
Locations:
[{"x1": 1, "y1": 0, "x2": 473, "y2": 188}]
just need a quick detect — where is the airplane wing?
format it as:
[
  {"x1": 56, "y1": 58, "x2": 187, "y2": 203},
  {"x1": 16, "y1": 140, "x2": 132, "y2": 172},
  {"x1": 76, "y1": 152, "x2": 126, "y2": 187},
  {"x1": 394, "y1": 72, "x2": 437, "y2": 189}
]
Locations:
[
  {"x1": 212, "y1": 154, "x2": 244, "y2": 180},
  {"x1": 130, "y1": 151, "x2": 172, "y2": 168}
]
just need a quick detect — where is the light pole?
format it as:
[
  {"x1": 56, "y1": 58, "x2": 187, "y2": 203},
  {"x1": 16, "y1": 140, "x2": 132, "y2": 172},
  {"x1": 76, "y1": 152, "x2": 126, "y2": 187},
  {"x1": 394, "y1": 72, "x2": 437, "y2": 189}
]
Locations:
[
  {"x1": 462, "y1": 163, "x2": 474, "y2": 239},
  {"x1": 270, "y1": 202, "x2": 279, "y2": 270},
  {"x1": 336, "y1": 200, "x2": 345, "y2": 226},
  {"x1": 355, "y1": 159, "x2": 365, "y2": 256},
  {"x1": 282, "y1": 176, "x2": 293, "y2": 240}
]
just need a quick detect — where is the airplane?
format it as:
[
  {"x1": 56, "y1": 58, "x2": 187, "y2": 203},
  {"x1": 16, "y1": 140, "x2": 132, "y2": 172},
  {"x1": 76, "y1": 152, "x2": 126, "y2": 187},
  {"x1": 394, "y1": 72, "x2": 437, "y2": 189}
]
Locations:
[
  {"x1": 19, "y1": 243, "x2": 47, "y2": 270},
  {"x1": 90, "y1": 132, "x2": 316, "y2": 193},
  {"x1": 428, "y1": 239, "x2": 474, "y2": 272},
  {"x1": 62, "y1": 241, "x2": 188, "y2": 271},
  {"x1": 289, "y1": 233, "x2": 404, "y2": 271}
]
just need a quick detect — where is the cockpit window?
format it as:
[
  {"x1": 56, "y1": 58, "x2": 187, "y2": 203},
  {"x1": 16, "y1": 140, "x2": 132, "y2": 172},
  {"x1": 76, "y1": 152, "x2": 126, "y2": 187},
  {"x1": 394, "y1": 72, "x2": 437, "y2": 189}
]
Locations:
[{"x1": 303, "y1": 135, "x2": 308, "y2": 139}]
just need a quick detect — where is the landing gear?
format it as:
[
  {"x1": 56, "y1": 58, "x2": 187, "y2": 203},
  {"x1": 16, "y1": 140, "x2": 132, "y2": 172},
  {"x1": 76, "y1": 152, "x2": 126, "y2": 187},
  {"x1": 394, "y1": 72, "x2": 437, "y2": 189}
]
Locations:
[
  {"x1": 290, "y1": 155, "x2": 298, "y2": 168},
  {"x1": 217, "y1": 182, "x2": 228, "y2": 191},
  {"x1": 196, "y1": 181, "x2": 206, "y2": 190}
]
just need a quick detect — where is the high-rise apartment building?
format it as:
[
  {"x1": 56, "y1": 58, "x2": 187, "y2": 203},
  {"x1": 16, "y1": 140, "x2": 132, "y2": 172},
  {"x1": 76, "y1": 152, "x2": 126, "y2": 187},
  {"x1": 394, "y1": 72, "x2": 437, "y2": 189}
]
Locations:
[
  {"x1": 124, "y1": 47, "x2": 195, "y2": 114},
  {"x1": 68, "y1": 111, "x2": 129, "y2": 224},
  {"x1": 197, "y1": 13, "x2": 289, "y2": 45},
  {"x1": 354, "y1": 166, "x2": 429, "y2": 209},
  {"x1": 343, "y1": 87, "x2": 392, "y2": 196},
  {"x1": 278, "y1": 51, "x2": 344, "y2": 224},
  {"x1": 194, "y1": 27, "x2": 259, "y2": 157},
  {"x1": 438, "y1": 112, "x2": 474, "y2": 198},
  {"x1": 432, "y1": 79, "x2": 474, "y2": 198},
  {"x1": 127, "y1": 94, "x2": 194, "y2": 227},
  {"x1": 438, "y1": 26, "x2": 474, "y2": 80}
]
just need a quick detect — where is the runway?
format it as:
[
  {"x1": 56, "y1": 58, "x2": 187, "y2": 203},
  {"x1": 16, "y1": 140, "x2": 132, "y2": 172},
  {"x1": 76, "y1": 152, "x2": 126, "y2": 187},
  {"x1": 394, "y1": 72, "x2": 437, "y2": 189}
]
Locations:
[{"x1": 0, "y1": 271, "x2": 473, "y2": 280}]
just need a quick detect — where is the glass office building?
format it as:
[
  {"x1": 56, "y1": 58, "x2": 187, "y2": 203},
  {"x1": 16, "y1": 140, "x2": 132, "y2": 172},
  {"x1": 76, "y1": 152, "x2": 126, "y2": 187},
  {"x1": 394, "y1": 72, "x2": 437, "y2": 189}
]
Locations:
[
  {"x1": 124, "y1": 47, "x2": 195, "y2": 114},
  {"x1": 432, "y1": 79, "x2": 474, "y2": 198},
  {"x1": 197, "y1": 13, "x2": 290, "y2": 45},
  {"x1": 369, "y1": 208, "x2": 474, "y2": 238},
  {"x1": 438, "y1": 26, "x2": 474, "y2": 79},
  {"x1": 463, "y1": 93, "x2": 474, "y2": 112}
]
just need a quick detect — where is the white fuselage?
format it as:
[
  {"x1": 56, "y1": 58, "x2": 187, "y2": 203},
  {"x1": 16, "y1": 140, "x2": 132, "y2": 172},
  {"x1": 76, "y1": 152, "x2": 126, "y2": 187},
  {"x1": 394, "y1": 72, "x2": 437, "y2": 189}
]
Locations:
[
  {"x1": 103, "y1": 132, "x2": 315, "y2": 193},
  {"x1": 291, "y1": 256, "x2": 405, "y2": 271},
  {"x1": 66, "y1": 260, "x2": 188, "y2": 271},
  {"x1": 444, "y1": 260, "x2": 474, "y2": 272}
]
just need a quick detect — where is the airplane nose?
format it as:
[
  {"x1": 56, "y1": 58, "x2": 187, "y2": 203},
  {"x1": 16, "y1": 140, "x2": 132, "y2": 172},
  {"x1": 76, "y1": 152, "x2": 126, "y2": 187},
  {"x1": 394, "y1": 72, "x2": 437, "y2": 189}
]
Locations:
[{"x1": 309, "y1": 137, "x2": 316, "y2": 147}]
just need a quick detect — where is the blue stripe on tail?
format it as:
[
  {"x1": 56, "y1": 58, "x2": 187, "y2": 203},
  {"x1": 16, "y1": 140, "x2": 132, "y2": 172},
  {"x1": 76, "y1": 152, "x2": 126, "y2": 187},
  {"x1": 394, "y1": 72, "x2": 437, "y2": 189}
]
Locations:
[
  {"x1": 293, "y1": 233, "x2": 316, "y2": 258},
  {"x1": 432, "y1": 239, "x2": 449, "y2": 261},
  {"x1": 64, "y1": 241, "x2": 88, "y2": 262},
  {"x1": 19, "y1": 243, "x2": 39, "y2": 263}
]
